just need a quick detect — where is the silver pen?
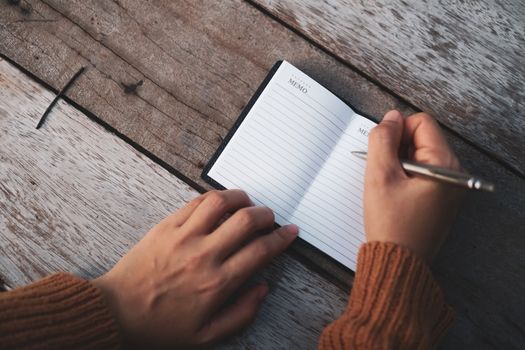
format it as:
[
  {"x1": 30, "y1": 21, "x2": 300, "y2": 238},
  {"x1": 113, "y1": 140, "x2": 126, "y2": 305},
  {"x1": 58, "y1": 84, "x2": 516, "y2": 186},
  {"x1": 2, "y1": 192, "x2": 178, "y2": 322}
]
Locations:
[{"x1": 351, "y1": 151, "x2": 495, "y2": 192}]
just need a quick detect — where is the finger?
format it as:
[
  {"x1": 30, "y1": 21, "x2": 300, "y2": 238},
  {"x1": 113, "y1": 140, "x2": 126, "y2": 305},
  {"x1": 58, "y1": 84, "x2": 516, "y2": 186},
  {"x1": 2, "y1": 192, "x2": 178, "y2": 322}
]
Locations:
[
  {"x1": 182, "y1": 190, "x2": 253, "y2": 235},
  {"x1": 207, "y1": 206, "x2": 275, "y2": 260},
  {"x1": 197, "y1": 284, "x2": 268, "y2": 346},
  {"x1": 221, "y1": 224, "x2": 298, "y2": 293},
  {"x1": 367, "y1": 110, "x2": 406, "y2": 179},
  {"x1": 403, "y1": 113, "x2": 460, "y2": 169},
  {"x1": 161, "y1": 192, "x2": 210, "y2": 228}
]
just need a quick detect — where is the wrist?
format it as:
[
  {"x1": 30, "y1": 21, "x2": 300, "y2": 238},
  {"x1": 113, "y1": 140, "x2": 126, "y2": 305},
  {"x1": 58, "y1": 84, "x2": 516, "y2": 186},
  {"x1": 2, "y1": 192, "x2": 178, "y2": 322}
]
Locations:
[
  {"x1": 93, "y1": 275, "x2": 153, "y2": 348},
  {"x1": 92, "y1": 276, "x2": 124, "y2": 336}
]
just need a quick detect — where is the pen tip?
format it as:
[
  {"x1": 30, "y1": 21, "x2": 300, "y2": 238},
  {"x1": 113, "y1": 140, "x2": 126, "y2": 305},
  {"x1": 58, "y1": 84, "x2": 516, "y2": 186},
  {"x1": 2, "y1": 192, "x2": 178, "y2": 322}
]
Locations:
[{"x1": 351, "y1": 151, "x2": 368, "y2": 161}]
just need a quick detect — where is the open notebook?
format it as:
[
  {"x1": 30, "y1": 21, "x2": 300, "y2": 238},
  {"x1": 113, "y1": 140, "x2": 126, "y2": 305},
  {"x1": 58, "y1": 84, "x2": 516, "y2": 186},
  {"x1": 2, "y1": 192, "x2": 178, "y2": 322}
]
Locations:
[{"x1": 202, "y1": 60, "x2": 377, "y2": 271}]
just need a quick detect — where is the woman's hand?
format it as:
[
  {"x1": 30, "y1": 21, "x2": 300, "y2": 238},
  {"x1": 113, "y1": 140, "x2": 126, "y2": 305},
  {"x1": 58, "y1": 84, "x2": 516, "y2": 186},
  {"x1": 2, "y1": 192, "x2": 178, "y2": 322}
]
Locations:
[
  {"x1": 364, "y1": 110, "x2": 464, "y2": 260},
  {"x1": 93, "y1": 190, "x2": 298, "y2": 349}
]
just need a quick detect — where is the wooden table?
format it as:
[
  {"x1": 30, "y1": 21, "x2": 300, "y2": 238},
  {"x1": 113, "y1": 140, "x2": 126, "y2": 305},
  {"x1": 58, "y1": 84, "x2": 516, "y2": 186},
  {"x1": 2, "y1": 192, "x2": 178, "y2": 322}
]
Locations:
[{"x1": 1, "y1": 1, "x2": 524, "y2": 348}]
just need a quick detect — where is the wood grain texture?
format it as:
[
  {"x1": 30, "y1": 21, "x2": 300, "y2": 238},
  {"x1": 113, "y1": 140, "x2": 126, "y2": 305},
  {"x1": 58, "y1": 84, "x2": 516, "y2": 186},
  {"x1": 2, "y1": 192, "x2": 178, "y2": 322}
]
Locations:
[
  {"x1": 0, "y1": 0, "x2": 411, "y2": 285},
  {"x1": 251, "y1": 0, "x2": 525, "y2": 176},
  {"x1": 1, "y1": 1, "x2": 525, "y2": 348},
  {"x1": 0, "y1": 59, "x2": 349, "y2": 349},
  {"x1": 0, "y1": 0, "x2": 409, "y2": 190}
]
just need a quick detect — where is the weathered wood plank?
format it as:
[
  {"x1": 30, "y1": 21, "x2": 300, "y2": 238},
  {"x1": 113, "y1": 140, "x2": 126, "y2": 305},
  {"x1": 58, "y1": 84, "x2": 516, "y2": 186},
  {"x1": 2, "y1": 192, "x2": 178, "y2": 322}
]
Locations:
[
  {"x1": 0, "y1": 59, "x2": 349, "y2": 349},
  {"x1": 1, "y1": 1, "x2": 525, "y2": 348},
  {"x1": 250, "y1": 0, "x2": 525, "y2": 176},
  {"x1": 0, "y1": 0, "x2": 408, "y2": 285},
  {"x1": 434, "y1": 147, "x2": 525, "y2": 349},
  {"x1": 0, "y1": 59, "x2": 198, "y2": 287},
  {"x1": 0, "y1": 0, "x2": 408, "y2": 189}
]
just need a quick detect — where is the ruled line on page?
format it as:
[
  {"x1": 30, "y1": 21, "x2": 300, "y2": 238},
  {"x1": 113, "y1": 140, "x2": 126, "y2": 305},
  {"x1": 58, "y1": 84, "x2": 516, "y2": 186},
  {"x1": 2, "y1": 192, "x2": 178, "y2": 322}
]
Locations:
[
  {"x1": 276, "y1": 80, "x2": 365, "y2": 141},
  {"x1": 213, "y1": 167, "x2": 361, "y2": 260},
  {"x1": 244, "y1": 119, "x2": 365, "y2": 197},
  {"x1": 255, "y1": 105, "x2": 366, "y2": 186},
  {"x1": 213, "y1": 169, "x2": 359, "y2": 268},
  {"x1": 234, "y1": 134, "x2": 316, "y2": 189},
  {"x1": 235, "y1": 131, "x2": 364, "y2": 216},
  {"x1": 237, "y1": 128, "x2": 322, "y2": 183},
  {"x1": 247, "y1": 115, "x2": 365, "y2": 191},
  {"x1": 239, "y1": 122, "x2": 327, "y2": 179},
  {"x1": 206, "y1": 61, "x2": 373, "y2": 270},
  {"x1": 221, "y1": 146, "x2": 365, "y2": 231},
  {"x1": 275, "y1": 82, "x2": 370, "y2": 146},
  {"x1": 233, "y1": 132, "x2": 365, "y2": 226},
  {"x1": 225, "y1": 137, "x2": 365, "y2": 213},
  {"x1": 265, "y1": 92, "x2": 342, "y2": 141},
  {"x1": 258, "y1": 99, "x2": 367, "y2": 174},
  {"x1": 280, "y1": 80, "x2": 353, "y2": 129},
  {"x1": 224, "y1": 145, "x2": 340, "y2": 208},
  {"x1": 246, "y1": 112, "x2": 364, "y2": 189},
  {"x1": 250, "y1": 116, "x2": 328, "y2": 167},
  {"x1": 274, "y1": 82, "x2": 347, "y2": 132},
  {"x1": 216, "y1": 156, "x2": 360, "y2": 243},
  {"x1": 265, "y1": 86, "x2": 369, "y2": 169},
  {"x1": 219, "y1": 160, "x2": 363, "y2": 248},
  {"x1": 259, "y1": 103, "x2": 336, "y2": 154}
]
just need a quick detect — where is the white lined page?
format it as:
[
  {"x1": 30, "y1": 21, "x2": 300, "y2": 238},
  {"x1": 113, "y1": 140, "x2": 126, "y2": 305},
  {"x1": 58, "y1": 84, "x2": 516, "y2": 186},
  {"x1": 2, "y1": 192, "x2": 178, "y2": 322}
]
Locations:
[
  {"x1": 291, "y1": 116, "x2": 376, "y2": 268},
  {"x1": 207, "y1": 61, "x2": 376, "y2": 271}
]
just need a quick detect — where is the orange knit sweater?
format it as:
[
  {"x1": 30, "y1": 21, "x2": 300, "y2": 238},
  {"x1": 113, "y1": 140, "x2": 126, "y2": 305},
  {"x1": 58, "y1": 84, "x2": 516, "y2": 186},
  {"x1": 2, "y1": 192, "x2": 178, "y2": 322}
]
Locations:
[{"x1": 0, "y1": 242, "x2": 453, "y2": 349}]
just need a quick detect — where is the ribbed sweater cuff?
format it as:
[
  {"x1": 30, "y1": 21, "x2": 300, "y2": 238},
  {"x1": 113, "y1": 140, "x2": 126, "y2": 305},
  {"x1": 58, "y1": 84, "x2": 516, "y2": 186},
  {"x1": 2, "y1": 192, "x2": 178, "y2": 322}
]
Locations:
[
  {"x1": 0, "y1": 273, "x2": 121, "y2": 349},
  {"x1": 349, "y1": 242, "x2": 454, "y2": 346},
  {"x1": 320, "y1": 242, "x2": 454, "y2": 350}
]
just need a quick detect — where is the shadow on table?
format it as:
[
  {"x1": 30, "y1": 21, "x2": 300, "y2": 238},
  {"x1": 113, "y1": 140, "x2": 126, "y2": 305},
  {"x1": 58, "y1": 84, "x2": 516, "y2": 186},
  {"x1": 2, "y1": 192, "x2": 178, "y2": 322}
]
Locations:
[{"x1": 435, "y1": 141, "x2": 525, "y2": 349}]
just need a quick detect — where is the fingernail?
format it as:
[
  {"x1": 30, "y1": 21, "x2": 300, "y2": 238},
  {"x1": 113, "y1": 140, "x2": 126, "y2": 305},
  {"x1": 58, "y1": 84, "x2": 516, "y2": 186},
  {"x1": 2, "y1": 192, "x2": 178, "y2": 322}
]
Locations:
[
  {"x1": 383, "y1": 110, "x2": 402, "y2": 122},
  {"x1": 284, "y1": 224, "x2": 299, "y2": 238}
]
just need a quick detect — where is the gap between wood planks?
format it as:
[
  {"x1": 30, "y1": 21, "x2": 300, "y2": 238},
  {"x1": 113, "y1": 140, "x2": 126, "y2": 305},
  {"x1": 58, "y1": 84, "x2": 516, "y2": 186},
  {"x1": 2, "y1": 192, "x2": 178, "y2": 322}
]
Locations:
[
  {"x1": 244, "y1": 0, "x2": 525, "y2": 181},
  {"x1": 0, "y1": 59, "x2": 351, "y2": 349},
  {"x1": 2, "y1": 3, "x2": 525, "y2": 345},
  {"x1": 0, "y1": 53, "x2": 355, "y2": 291},
  {"x1": 0, "y1": 52, "x2": 206, "y2": 194},
  {"x1": 3, "y1": 0, "x2": 520, "y2": 192}
]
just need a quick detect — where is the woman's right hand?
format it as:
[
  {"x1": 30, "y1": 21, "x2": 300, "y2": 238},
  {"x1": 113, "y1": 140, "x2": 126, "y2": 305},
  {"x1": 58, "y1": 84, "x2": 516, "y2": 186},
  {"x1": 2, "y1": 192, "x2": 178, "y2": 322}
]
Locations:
[{"x1": 363, "y1": 110, "x2": 464, "y2": 260}]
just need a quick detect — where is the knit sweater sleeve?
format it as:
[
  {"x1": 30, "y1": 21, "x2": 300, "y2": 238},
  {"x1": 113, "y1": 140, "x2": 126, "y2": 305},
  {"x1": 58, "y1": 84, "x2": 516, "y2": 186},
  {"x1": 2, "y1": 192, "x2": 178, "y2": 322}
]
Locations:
[
  {"x1": 0, "y1": 272, "x2": 121, "y2": 349},
  {"x1": 319, "y1": 242, "x2": 454, "y2": 350}
]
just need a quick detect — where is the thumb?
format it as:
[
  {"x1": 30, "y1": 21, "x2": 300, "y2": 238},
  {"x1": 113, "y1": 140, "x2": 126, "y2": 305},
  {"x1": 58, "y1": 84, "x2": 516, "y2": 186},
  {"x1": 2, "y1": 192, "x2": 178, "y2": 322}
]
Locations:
[
  {"x1": 366, "y1": 110, "x2": 405, "y2": 178},
  {"x1": 197, "y1": 284, "x2": 268, "y2": 346}
]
